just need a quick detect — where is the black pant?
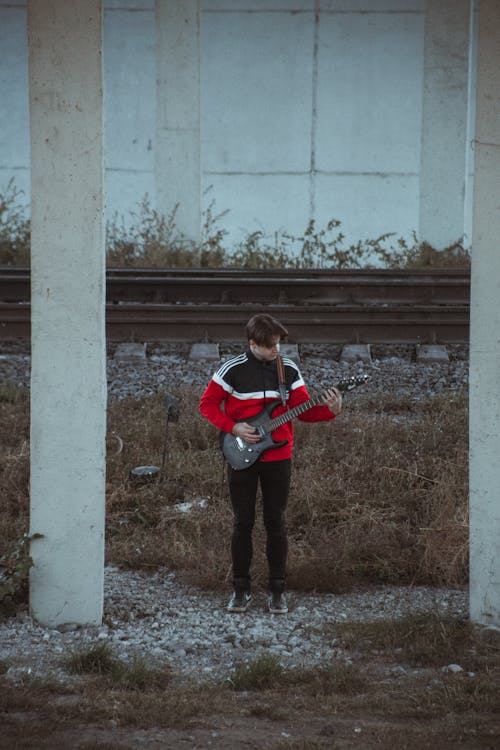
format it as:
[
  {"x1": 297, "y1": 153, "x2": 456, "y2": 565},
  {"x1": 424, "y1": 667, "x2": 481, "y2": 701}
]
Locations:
[{"x1": 228, "y1": 459, "x2": 291, "y2": 594}]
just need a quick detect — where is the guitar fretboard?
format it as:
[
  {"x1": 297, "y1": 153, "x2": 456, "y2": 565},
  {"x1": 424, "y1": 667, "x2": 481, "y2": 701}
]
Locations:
[
  {"x1": 262, "y1": 374, "x2": 369, "y2": 433},
  {"x1": 264, "y1": 393, "x2": 325, "y2": 432}
]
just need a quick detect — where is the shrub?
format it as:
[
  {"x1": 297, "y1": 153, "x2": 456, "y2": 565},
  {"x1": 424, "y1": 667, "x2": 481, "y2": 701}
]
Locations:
[
  {"x1": 0, "y1": 179, "x2": 471, "y2": 269},
  {"x1": 0, "y1": 179, "x2": 30, "y2": 265}
]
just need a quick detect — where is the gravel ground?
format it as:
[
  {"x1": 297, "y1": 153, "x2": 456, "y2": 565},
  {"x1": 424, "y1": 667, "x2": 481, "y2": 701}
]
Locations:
[
  {"x1": 2, "y1": 568, "x2": 467, "y2": 686},
  {"x1": 0, "y1": 342, "x2": 470, "y2": 685},
  {"x1": 0, "y1": 341, "x2": 469, "y2": 401}
]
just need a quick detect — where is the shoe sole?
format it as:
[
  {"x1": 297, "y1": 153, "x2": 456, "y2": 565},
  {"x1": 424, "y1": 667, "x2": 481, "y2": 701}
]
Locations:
[
  {"x1": 268, "y1": 599, "x2": 288, "y2": 614},
  {"x1": 227, "y1": 597, "x2": 251, "y2": 613}
]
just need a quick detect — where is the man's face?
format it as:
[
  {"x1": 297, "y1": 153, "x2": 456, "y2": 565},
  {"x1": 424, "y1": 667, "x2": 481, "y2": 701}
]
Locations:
[{"x1": 250, "y1": 337, "x2": 280, "y2": 361}]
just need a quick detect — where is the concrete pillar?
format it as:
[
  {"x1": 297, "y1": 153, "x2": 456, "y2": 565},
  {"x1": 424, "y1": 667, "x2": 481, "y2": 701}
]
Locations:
[
  {"x1": 469, "y1": 0, "x2": 500, "y2": 626},
  {"x1": 419, "y1": 0, "x2": 472, "y2": 249},
  {"x1": 28, "y1": 0, "x2": 106, "y2": 626},
  {"x1": 155, "y1": 0, "x2": 201, "y2": 244}
]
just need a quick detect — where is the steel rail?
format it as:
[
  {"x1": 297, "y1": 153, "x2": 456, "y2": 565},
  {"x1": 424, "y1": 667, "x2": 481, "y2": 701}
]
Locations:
[
  {"x1": 0, "y1": 266, "x2": 470, "y2": 307},
  {"x1": 0, "y1": 301, "x2": 469, "y2": 343}
]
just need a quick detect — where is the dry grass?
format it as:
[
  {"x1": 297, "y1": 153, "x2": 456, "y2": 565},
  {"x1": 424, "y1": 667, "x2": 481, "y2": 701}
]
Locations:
[
  {"x1": 0, "y1": 385, "x2": 468, "y2": 602},
  {"x1": 324, "y1": 611, "x2": 500, "y2": 672},
  {"x1": 287, "y1": 392, "x2": 468, "y2": 590},
  {"x1": 0, "y1": 385, "x2": 30, "y2": 608},
  {"x1": 106, "y1": 388, "x2": 468, "y2": 592}
]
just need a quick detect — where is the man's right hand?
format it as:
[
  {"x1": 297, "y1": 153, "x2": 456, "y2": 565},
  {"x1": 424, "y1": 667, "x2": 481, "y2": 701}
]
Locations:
[{"x1": 231, "y1": 422, "x2": 261, "y2": 443}]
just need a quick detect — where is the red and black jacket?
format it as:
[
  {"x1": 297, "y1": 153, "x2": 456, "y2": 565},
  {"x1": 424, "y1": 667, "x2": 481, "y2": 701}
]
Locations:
[{"x1": 199, "y1": 347, "x2": 335, "y2": 462}]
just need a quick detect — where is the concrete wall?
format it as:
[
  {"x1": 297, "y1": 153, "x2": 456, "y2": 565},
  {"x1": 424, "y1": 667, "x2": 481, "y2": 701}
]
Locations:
[
  {"x1": 155, "y1": 0, "x2": 201, "y2": 242},
  {"x1": 0, "y1": 0, "x2": 475, "y2": 250},
  {"x1": 104, "y1": 1, "x2": 156, "y2": 219},
  {"x1": 0, "y1": 1, "x2": 30, "y2": 200}
]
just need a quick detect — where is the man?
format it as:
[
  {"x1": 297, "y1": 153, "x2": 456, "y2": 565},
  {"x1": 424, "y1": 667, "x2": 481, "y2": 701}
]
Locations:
[{"x1": 199, "y1": 314, "x2": 342, "y2": 614}]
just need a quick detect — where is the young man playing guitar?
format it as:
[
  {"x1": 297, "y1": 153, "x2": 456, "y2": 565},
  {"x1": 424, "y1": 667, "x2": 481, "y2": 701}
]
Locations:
[{"x1": 199, "y1": 313, "x2": 342, "y2": 614}]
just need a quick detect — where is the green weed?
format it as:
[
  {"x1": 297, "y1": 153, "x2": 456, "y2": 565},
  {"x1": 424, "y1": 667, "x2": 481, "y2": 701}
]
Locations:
[
  {"x1": 0, "y1": 533, "x2": 43, "y2": 615},
  {"x1": 0, "y1": 179, "x2": 30, "y2": 265},
  {"x1": 63, "y1": 641, "x2": 119, "y2": 675},
  {"x1": 229, "y1": 653, "x2": 286, "y2": 691},
  {"x1": 63, "y1": 641, "x2": 171, "y2": 690},
  {"x1": 293, "y1": 661, "x2": 367, "y2": 696}
]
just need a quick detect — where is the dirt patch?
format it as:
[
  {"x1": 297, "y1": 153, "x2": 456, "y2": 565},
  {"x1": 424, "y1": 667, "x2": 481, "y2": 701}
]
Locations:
[
  {"x1": 1, "y1": 705, "x2": 499, "y2": 750},
  {"x1": 2, "y1": 665, "x2": 500, "y2": 750}
]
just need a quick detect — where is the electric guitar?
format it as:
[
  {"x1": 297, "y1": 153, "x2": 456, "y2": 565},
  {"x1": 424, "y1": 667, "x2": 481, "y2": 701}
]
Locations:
[{"x1": 222, "y1": 373, "x2": 369, "y2": 470}]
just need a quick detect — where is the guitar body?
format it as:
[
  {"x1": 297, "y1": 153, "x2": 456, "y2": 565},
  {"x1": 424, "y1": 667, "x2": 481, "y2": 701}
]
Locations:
[{"x1": 222, "y1": 401, "x2": 288, "y2": 471}]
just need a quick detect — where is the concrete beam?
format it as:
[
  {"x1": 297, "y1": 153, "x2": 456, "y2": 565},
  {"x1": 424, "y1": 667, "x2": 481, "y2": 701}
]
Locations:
[
  {"x1": 28, "y1": 0, "x2": 106, "y2": 626},
  {"x1": 469, "y1": 0, "x2": 500, "y2": 626},
  {"x1": 340, "y1": 344, "x2": 372, "y2": 364},
  {"x1": 416, "y1": 344, "x2": 449, "y2": 364},
  {"x1": 114, "y1": 342, "x2": 147, "y2": 362},
  {"x1": 189, "y1": 342, "x2": 220, "y2": 361}
]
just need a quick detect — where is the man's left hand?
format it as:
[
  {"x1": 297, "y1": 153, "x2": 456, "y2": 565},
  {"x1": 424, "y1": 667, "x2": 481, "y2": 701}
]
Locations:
[{"x1": 323, "y1": 387, "x2": 342, "y2": 415}]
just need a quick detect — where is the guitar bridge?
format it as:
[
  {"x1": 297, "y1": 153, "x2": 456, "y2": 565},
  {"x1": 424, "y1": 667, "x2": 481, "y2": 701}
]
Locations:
[{"x1": 235, "y1": 436, "x2": 254, "y2": 455}]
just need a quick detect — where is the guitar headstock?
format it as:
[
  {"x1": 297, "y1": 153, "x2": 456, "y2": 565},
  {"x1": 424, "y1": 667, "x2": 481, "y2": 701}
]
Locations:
[{"x1": 335, "y1": 373, "x2": 370, "y2": 393}]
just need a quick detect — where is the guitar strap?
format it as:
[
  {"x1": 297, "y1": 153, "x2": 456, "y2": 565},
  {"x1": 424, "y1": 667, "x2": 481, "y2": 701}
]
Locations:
[{"x1": 276, "y1": 355, "x2": 287, "y2": 407}]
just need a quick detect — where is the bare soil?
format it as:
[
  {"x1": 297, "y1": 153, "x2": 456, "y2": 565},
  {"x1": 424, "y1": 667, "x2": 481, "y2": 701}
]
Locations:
[{"x1": 2, "y1": 666, "x2": 500, "y2": 750}]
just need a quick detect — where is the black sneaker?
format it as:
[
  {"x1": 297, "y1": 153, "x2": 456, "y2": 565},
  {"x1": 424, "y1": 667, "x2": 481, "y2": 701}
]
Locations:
[
  {"x1": 268, "y1": 592, "x2": 288, "y2": 614},
  {"x1": 227, "y1": 591, "x2": 252, "y2": 613}
]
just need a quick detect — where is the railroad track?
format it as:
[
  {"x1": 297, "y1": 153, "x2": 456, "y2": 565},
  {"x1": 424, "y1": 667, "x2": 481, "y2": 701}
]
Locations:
[{"x1": 0, "y1": 267, "x2": 470, "y2": 343}]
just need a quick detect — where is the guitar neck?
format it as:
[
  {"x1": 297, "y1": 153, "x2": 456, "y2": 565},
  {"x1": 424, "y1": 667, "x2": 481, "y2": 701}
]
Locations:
[
  {"x1": 263, "y1": 375, "x2": 369, "y2": 432},
  {"x1": 266, "y1": 393, "x2": 325, "y2": 432}
]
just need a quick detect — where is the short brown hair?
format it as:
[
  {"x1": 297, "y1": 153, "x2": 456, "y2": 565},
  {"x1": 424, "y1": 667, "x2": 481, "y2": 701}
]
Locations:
[{"x1": 245, "y1": 314, "x2": 288, "y2": 347}]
